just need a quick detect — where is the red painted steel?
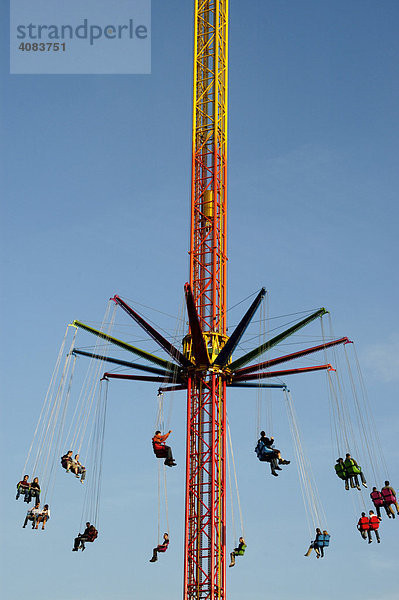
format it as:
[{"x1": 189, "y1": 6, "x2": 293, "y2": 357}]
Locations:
[
  {"x1": 234, "y1": 338, "x2": 350, "y2": 377},
  {"x1": 233, "y1": 364, "x2": 334, "y2": 382},
  {"x1": 103, "y1": 373, "x2": 179, "y2": 383},
  {"x1": 184, "y1": 2, "x2": 228, "y2": 598}
]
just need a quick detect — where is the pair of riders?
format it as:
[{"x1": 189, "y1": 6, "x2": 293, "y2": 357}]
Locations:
[
  {"x1": 335, "y1": 454, "x2": 367, "y2": 490},
  {"x1": 22, "y1": 502, "x2": 50, "y2": 530},
  {"x1": 304, "y1": 528, "x2": 330, "y2": 558},
  {"x1": 255, "y1": 431, "x2": 290, "y2": 476},
  {"x1": 357, "y1": 510, "x2": 381, "y2": 543},
  {"x1": 370, "y1": 481, "x2": 399, "y2": 519},
  {"x1": 16, "y1": 475, "x2": 40, "y2": 504},
  {"x1": 61, "y1": 451, "x2": 86, "y2": 482}
]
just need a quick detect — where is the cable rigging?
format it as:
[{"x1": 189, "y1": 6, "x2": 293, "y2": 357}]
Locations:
[
  {"x1": 21, "y1": 326, "x2": 78, "y2": 506},
  {"x1": 284, "y1": 389, "x2": 328, "y2": 539},
  {"x1": 226, "y1": 417, "x2": 246, "y2": 568},
  {"x1": 78, "y1": 378, "x2": 108, "y2": 533}
]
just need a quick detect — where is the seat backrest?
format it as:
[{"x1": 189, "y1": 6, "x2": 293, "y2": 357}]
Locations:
[
  {"x1": 371, "y1": 490, "x2": 384, "y2": 506},
  {"x1": 153, "y1": 444, "x2": 168, "y2": 458},
  {"x1": 255, "y1": 441, "x2": 273, "y2": 462},
  {"x1": 87, "y1": 527, "x2": 98, "y2": 542},
  {"x1": 344, "y1": 458, "x2": 361, "y2": 475},
  {"x1": 358, "y1": 517, "x2": 369, "y2": 530},
  {"x1": 381, "y1": 487, "x2": 396, "y2": 504},
  {"x1": 158, "y1": 540, "x2": 169, "y2": 552},
  {"x1": 369, "y1": 516, "x2": 379, "y2": 530},
  {"x1": 334, "y1": 463, "x2": 346, "y2": 480}
]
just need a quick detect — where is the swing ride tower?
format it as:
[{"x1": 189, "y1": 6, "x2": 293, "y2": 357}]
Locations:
[
  {"x1": 66, "y1": 1, "x2": 349, "y2": 598},
  {"x1": 22, "y1": 0, "x2": 390, "y2": 597},
  {"x1": 184, "y1": 2, "x2": 228, "y2": 598}
]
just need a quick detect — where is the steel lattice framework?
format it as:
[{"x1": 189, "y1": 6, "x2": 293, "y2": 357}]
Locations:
[
  {"x1": 70, "y1": 2, "x2": 351, "y2": 599},
  {"x1": 190, "y1": 0, "x2": 228, "y2": 333},
  {"x1": 185, "y1": 1, "x2": 228, "y2": 598}
]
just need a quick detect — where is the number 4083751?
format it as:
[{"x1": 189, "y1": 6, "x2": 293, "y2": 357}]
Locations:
[{"x1": 19, "y1": 42, "x2": 66, "y2": 51}]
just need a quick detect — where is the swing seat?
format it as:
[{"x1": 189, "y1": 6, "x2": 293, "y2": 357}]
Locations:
[
  {"x1": 322, "y1": 534, "x2": 330, "y2": 547},
  {"x1": 153, "y1": 444, "x2": 168, "y2": 459},
  {"x1": 61, "y1": 459, "x2": 72, "y2": 470},
  {"x1": 260, "y1": 456, "x2": 273, "y2": 463},
  {"x1": 258, "y1": 454, "x2": 274, "y2": 463},
  {"x1": 86, "y1": 528, "x2": 98, "y2": 542},
  {"x1": 255, "y1": 442, "x2": 274, "y2": 463}
]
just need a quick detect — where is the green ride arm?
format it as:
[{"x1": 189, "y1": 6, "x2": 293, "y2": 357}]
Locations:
[
  {"x1": 71, "y1": 320, "x2": 175, "y2": 370},
  {"x1": 229, "y1": 308, "x2": 328, "y2": 372}
]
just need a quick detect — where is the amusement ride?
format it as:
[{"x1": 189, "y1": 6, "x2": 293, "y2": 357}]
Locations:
[{"x1": 16, "y1": 2, "x2": 397, "y2": 600}]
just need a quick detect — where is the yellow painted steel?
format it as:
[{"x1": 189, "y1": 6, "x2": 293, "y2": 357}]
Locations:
[
  {"x1": 187, "y1": 2, "x2": 229, "y2": 599},
  {"x1": 190, "y1": 0, "x2": 228, "y2": 337},
  {"x1": 203, "y1": 190, "x2": 214, "y2": 221},
  {"x1": 183, "y1": 331, "x2": 229, "y2": 368}
]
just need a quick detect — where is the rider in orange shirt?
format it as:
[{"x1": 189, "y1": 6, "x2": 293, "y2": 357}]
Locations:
[{"x1": 152, "y1": 430, "x2": 176, "y2": 467}]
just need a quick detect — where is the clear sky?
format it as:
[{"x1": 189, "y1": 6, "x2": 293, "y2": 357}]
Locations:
[{"x1": 1, "y1": 1, "x2": 399, "y2": 599}]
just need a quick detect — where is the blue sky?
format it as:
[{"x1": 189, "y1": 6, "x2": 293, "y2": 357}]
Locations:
[{"x1": 1, "y1": 1, "x2": 399, "y2": 599}]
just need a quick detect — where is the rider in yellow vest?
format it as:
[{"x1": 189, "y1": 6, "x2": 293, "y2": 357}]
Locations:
[
  {"x1": 229, "y1": 537, "x2": 246, "y2": 567},
  {"x1": 343, "y1": 453, "x2": 367, "y2": 490}
]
